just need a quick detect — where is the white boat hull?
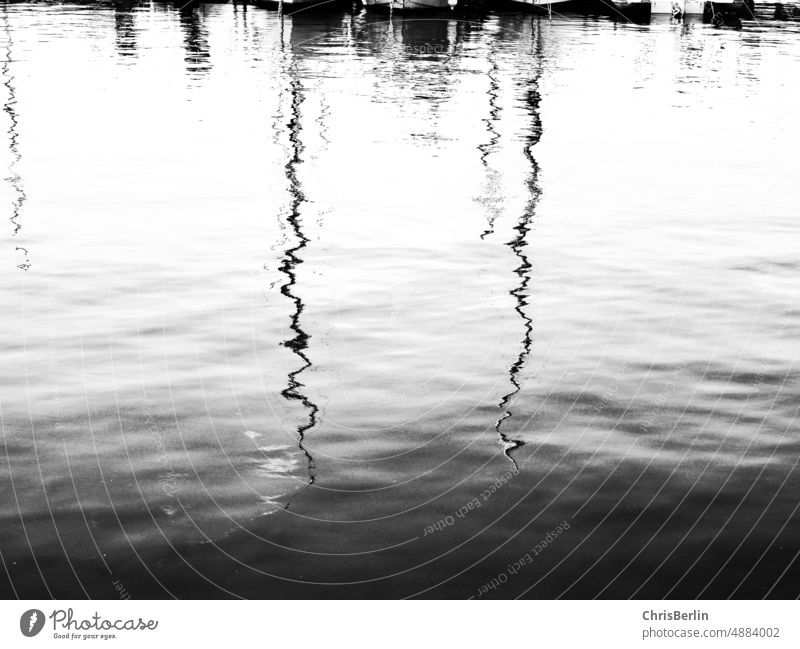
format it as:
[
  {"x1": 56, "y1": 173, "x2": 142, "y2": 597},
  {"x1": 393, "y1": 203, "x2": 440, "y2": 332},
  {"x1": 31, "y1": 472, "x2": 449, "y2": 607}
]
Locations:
[
  {"x1": 651, "y1": 0, "x2": 739, "y2": 13},
  {"x1": 652, "y1": 0, "x2": 703, "y2": 13},
  {"x1": 252, "y1": 0, "x2": 330, "y2": 8},
  {"x1": 506, "y1": 0, "x2": 577, "y2": 7},
  {"x1": 362, "y1": 0, "x2": 456, "y2": 9}
]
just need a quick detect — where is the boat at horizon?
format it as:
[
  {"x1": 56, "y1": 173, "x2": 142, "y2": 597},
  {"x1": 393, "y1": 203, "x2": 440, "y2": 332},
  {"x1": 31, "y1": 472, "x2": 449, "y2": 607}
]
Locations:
[
  {"x1": 362, "y1": 0, "x2": 459, "y2": 11},
  {"x1": 650, "y1": 0, "x2": 750, "y2": 15},
  {"x1": 251, "y1": 0, "x2": 350, "y2": 11},
  {"x1": 500, "y1": 0, "x2": 587, "y2": 13},
  {"x1": 606, "y1": 0, "x2": 652, "y2": 20},
  {"x1": 605, "y1": 0, "x2": 751, "y2": 20}
]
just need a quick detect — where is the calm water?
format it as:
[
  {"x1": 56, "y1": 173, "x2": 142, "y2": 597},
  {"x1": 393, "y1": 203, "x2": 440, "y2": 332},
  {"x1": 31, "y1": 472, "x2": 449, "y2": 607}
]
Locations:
[{"x1": 1, "y1": 3, "x2": 799, "y2": 599}]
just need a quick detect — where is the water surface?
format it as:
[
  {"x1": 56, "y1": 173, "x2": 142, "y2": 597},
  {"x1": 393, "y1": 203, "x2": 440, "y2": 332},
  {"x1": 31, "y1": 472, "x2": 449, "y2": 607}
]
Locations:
[{"x1": 1, "y1": 3, "x2": 799, "y2": 598}]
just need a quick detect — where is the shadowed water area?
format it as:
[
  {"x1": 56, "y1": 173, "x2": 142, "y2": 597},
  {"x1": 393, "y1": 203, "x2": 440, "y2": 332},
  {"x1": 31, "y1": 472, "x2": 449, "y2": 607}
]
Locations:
[{"x1": 1, "y1": 3, "x2": 799, "y2": 598}]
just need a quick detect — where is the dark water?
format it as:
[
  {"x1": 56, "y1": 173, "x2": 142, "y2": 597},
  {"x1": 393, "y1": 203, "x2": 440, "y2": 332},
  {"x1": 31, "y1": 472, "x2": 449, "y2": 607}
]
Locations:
[{"x1": 1, "y1": 3, "x2": 799, "y2": 599}]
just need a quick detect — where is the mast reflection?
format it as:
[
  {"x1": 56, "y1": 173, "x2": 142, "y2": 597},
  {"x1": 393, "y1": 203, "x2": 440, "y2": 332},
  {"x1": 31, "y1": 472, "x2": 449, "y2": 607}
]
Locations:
[
  {"x1": 279, "y1": 32, "x2": 318, "y2": 486},
  {"x1": 493, "y1": 17, "x2": 544, "y2": 467},
  {"x1": 2, "y1": 4, "x2": 29, "y2": 271},
  {"x1": 113, "y1": 1, "x2": 139, "y2": 58},
  {"x1": 179, "y1": 4, "x2": 211, "y2": 76}
]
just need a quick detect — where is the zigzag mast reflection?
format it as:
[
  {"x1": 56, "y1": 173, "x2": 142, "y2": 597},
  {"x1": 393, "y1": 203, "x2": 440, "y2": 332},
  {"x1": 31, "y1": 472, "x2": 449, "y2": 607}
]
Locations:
[
  {"x1": 479, "y1": 37, "x2": 501, "y2": 240},
  {"x1": 2, "y1": 5, "x2": 29, "y2": 271},
  {"x1": 493, "y1": 19, "x2": 544, "y2": 468},
  {"x1": 279, "y1": 44, "x2": 317, "y2": 487}
]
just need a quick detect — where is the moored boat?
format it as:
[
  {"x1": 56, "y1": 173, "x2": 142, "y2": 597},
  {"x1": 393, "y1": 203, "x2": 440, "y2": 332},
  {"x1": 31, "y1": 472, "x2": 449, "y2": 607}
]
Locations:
[
  {"x1": 251, "y1": 0, "x2": 348, "y2": 10},
  {"x1": 607, "y1": 0, "x2": 652, "y2": 20},
  {"x1": 651, "y1": 0, "x2": 699, "y2": 14},
  {"x1": 651, "y1": 0, "x2": 747, "y2": 15},
  {"x1": 499, "y1": 0, "x2": 584, "y2": 13},
  {"x1": 362, "y1": 0, "x2": 458, "y2": 10}
]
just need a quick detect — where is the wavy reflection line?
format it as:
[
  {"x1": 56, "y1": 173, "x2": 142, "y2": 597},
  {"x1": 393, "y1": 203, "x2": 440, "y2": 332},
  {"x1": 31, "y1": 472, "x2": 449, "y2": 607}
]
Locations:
[
  {"x1": 493, "y1": 21, "x2": 544, "y2": 467},
  {"x1": 314, "y1": 76, "x2": 330, "y2": 155},
  {"x1": 267, "y1": 82, "x2": 289, "y2": 289},
  {"x1": 2, "y1": 6, "x2": 29, "y2": 271},
  {"x1": 479, "y1": 38, "x2": 502, "y2": 240},
  {"x1": 279, "y1": 63, "x2": 317, "y2": 487}
]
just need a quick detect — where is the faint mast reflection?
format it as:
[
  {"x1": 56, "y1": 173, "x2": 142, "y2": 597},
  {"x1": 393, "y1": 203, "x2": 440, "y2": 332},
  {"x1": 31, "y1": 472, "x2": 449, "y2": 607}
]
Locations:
[
  {"x1": 279, "y1": 47, "x2": 318, "y2": 486},
  {"x1": 113, "y1": 1, "x2": 139, "y2": 58},
  {"x1": 2, "y1": 4, "x2": 29, "y2": 271},
  {"x1": 493, "y1": 18, "x2": 544, "y2": 467},
  {"x1": 179, "y1": 4, "x2": 211, "y2": 76},
  {"x1": 478, "y1": 36, "x2": 502, "y2": 240}
]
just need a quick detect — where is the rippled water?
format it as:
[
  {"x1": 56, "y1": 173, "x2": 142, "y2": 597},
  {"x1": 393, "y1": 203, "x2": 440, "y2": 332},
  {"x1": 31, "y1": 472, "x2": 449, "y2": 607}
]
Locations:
[{"x1": 1, "y1": 3, "x2": 799, "y2": 598}]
